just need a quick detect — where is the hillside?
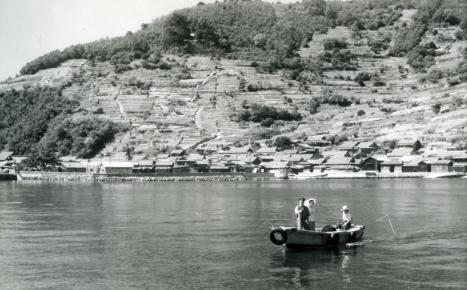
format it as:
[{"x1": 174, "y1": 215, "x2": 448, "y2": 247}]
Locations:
[{"x1": 1, "y1": 0, "x2": 467, "y2": 166}]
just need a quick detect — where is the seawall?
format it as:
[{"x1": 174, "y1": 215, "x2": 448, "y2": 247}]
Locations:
[{"x1": 16, "y1": 171, "x2": 246, "y2": 182}]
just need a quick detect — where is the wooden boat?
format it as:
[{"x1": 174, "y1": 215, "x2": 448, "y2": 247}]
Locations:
[
  {"x1": 269, "y1": 225, "x2": 365, "y2": 249},
  {"x1": 423, "y1": 172, "x2": 466, "y2": 178},
  {"x1": 288, "y1": 172, "x2": 328, "y2": 179}
]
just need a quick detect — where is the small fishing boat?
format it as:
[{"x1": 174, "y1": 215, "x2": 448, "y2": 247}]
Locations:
[
  {"x1": 288, "y1": 172, "x2": 328, "y2": 179},
  {"x1": 269, "y1": 225, "x2": 365, "y2": 249},
  {"x1": 423, "y1": 172, "x2": 466, "y2": 178}
]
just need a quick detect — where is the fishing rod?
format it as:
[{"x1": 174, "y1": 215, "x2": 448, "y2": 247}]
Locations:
[{"x1": 376, "y1": 214, "x2": 396, "y2": 235}]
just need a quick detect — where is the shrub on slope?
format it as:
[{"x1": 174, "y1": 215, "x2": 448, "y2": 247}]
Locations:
[{"x1": 0, "y1": 87, "x2": 123, "y2": 168}]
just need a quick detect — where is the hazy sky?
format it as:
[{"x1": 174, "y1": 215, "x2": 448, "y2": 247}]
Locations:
[{"x1": 0, "y1": 0, "x2": 296, "y2": 80}]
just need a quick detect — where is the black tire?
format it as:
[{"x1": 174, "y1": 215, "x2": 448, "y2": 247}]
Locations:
[{"x1": 270, "y1": 228, "x2": 287, "y2": 245}]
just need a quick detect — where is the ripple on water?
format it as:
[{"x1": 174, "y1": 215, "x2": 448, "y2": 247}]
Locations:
[{"x1": 1, "y1": 179, "x2": 466, "y2": 289}]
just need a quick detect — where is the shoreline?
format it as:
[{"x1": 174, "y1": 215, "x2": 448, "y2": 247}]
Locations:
[
  {"x1": 15, "y1": 171, "x2": 246, "y2": 183},
  {"x1": 7, "y1": 171, "x2": 466, "y2": 183}
]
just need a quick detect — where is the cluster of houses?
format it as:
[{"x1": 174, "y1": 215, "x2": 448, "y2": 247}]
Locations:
[{"x1": 1, "y1": 138, "x2": 466, "y2": 178}]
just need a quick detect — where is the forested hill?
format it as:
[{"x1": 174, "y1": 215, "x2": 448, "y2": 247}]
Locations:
[
  {"x1": 1, "y1": 0, "x2": 467, "y2": 168},
  {"x1": 17, "y1": 0, "x2": 454, "y2": 75}
]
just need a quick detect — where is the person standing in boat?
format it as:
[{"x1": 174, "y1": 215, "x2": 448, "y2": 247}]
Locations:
[
  {"x1": 306, "y1": 198, "x2": 317, "y2": 231},
  {"x1": 295, "y1": 198, "x2": 311, "y2": 230},
  {"x1": 340, "y1": 205, "x2": 352, "y2": 230}
]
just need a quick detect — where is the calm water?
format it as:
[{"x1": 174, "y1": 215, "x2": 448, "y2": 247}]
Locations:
[{"x1": 0, "y1": 179, "x2": 466, "y2": 289}]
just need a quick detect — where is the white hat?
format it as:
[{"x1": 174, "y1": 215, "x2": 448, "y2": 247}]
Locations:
[
  {"x1": 341, "y1": 205, "x2": 349, "y2": 211},
  {"x1": 307, "y1": 198, "x2": 317, "y2": 205}
]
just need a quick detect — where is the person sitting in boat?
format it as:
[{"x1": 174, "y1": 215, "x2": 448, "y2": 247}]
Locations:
[
  {"x1": 306, "y1": 198, "x2": 317, "y2": 231},
  {"x1": 339, "y1": 205, "x2": 352, "y2": 230},
  {"x1": 295, "y1": 198, "x2": 311, "y2": 230}
]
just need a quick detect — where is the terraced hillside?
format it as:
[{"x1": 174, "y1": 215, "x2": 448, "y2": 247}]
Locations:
[{"x1": 1, "y1": 2, "x2": 466, "y2": 162}]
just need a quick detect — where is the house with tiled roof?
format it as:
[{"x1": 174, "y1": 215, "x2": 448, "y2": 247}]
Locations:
[
  {"x1": 257, "y1": 161, "x2": 289, "y2": 177},
  {"x1": 176, "y1": 154, "x2": 205, "y2": 166},
  {"x1": 322, "y1": 151, "x2": 354, "y2": 170},
  {"x1": 156, "y1": 154, "x2": 170, "y2": 159},
  {"x1": 307, "y1": 135, "x2": 332, "y2": 147},
  {"x1": 293, "y1": 153, "x2": 313, "y2": 161},
  {"x1": 423, "y1": 149, "x2": 465, "y2": 160},
  {"x1": 359, "y1": 155, "x2": 390, "y2": 171},
  {"x1": 337, "y1": 141, "x2": 360, "y2": 152},
  {"x1": 170, "y1": 149, "x2": 185, "y2": 157},
  {"x1": 396, "y1": 139, "x2": 423, "y2": 151},
  {"x1": 133, "y1": 160, "x2": 155, "y2": 172},
  {"x1": 218, "y1": 145, "x2": 253, "y2": 155},
  {"x1": 155, "y1": 158, "x2": 175, "y2": 173},
  {"x1": 280, "y1": 149, "x2": 298, "y2": 155},
  {"x1": 401, "y1": 156, "x2": 428, "y2": 172},
  {"x1": 86, "y1": 161, "x2": 134, "y2": 174},
  {"x1": 451, "y1": 162, "x2": 467, "y2": 173},
  {"x1": 309, "y1": 158, "x2": 326, "y2": 166},
  {"x1": 173, "y1": 164, "x2": 191, "y2": 173},
  {"x1": 256, "y1": 146, "x2": 277, "y2": 155},
  {"x1": 209, "y1": 163, "x2": 231, "y2": 173},
  {"x1": 295, "y1": 142, "x2": 317, "y2": 153},
  {"x1": 425, "y1": 159, "x2": 452, "y2": 173},
  {"x1": 196, "y1": 143, "x2": 219, "y2": 154},
  {"x1": 0, "y1": 151, "x2": 13, "y2": 161},
  {"x1": 357, "y1": 141, "x2": 379, "y2": 155},
  {"x1": 381, "y1": 158, "x2": 403, "y2": 173},
  {"x1": 195, "y1": 159, "x2": 210, "y2": 172},
  {"x1": 388, "y1": 147, "x2": 414, "y2": 158},
  {"x1": 226, "y1": 154, "x2": 261, "y2": 165},
  {"x1": 450, "y1": 151, "x2": 467, "y2": 163}
]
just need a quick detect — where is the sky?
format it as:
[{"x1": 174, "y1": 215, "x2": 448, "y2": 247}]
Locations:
[{"x1": 0, "y1": 0, "x2": 297, "y2": 80}]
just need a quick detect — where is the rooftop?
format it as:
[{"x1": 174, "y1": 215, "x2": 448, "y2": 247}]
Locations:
[{"x1": 0, "y1": 151, "x2": 14, "y2": 161}]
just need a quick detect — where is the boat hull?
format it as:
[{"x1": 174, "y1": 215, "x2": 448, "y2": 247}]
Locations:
[{"x1": 270, "y1": 225, "x2": 365, "y2": 249}]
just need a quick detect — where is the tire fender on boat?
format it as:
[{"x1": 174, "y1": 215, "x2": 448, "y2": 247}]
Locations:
[{"x1": 270, "y1": 228, "x2": 287, "y2": 245}]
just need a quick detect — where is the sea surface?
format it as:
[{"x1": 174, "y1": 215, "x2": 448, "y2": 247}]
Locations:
[{"x1": 0, "y1": 179, "x2": 466, "y2": 289}]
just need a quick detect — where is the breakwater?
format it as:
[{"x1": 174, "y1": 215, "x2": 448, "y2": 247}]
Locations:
[
  {"x1": 94, "y1": 175, "x2": 246, "y2": 183},
  {"x1": 17, "y1": 171, "x2": 246, "y2": 182},
  {"x1": 14, "y1": 171, "x2": 465, "y2": 182}
]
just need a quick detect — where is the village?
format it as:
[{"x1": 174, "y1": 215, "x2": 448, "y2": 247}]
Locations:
[
  {"x1": 1, "y1": 136, "x2": 467, "y2": 181},
  {"x1": 1, "y1": 18, "x2": 466, "y2": 183}
]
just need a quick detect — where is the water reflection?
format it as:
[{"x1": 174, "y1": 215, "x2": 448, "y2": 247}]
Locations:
[{"x1": 270, "y1": 247, "x2": 359, "y2": 288}]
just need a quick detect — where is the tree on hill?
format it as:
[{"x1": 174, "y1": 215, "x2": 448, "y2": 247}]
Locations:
[
  {"x1": 274, "y1": 136, "x2": 293, "y2": 151},
  {"x1": 304, "y1": 0, "x2": 326, "y2": 17},
  {"x1": 161, "y1": 13, "x2": 192, "y2": 50},
  {"x1": 194, "y1": 17, "x2": 219, "y2": 48},
  {"x1": 323, "y1": 38, "x2": 347, "y2": 50},
  {"x1": 17, "y1": 0, "x2": 465, "y2": 77},
  {"x1": 407, "y1": 41, "x2": 438, "y2": 70},
  {"x1": 25, "y1": 143, "x2": 60, "y2": 170},
  {"x1": 354, "y1": 72, "x2": 372, "y2": 86},
  {"x1": 0, "y1": 87, "x2": 79, "y2": 154},
  {"x1": 268, "y1": 21, "x2": 303, "y2": 60},
  {"x1": 236, "y1": 103, "x2": 301, "y2": 124},
  {"x1": 253, "y1": 34, "x2": 267, "y2": 49},
  {"x1": 20, "y1": 50, "x2": 67, "y2": 75}
]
